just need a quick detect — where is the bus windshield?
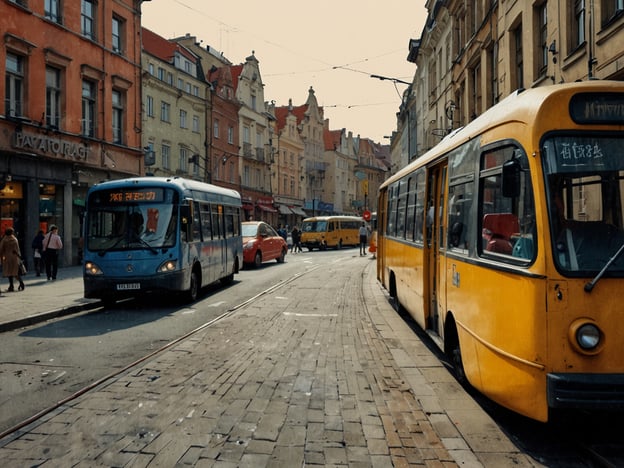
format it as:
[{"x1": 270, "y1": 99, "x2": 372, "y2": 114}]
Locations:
[
  {"x1": 542, "y1": 133, "x2": 624, "y2": 275},
  {"x1": 302, "y1": 220, "x2": 327, "y2": 233},
  {"x1": 86, "y1": 201, "x2": 177, "y2": 253}
]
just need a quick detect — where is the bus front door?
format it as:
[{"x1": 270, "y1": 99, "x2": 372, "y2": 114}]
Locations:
[{"x1": 425, "y1": 163, "x2": 448, "y2": 336}]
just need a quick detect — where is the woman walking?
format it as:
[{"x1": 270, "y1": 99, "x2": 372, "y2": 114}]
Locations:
[{"x1": 0, "y1": 227, "x2": 25, "y2": 292}]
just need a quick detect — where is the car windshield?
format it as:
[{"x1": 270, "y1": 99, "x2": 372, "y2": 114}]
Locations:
[
  {"x1": 542, "y1": 133, "x2": 624, "y2": 276},
  {"x1": 242, "y1": 224, "x2": 260, "y2": 237}
]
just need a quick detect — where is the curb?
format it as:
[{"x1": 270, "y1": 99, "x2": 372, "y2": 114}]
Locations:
[{"x1": 0, "y1": 301, "x2": 102, "y2": 333}]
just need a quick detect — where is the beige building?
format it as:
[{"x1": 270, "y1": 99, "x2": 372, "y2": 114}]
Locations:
[
  {"x1": 273, "y1": 98, "x2": 306, "y2": 226},
  {"x1": 405, "y1": 0, "x2": 624, "y2": 161},
  {"x1": 141, "y1": 28, "x2": 209, "y2": 181}
]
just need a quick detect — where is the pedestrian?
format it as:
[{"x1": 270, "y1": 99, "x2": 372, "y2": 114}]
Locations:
[
  {"x1": 31, "y1": 229, "x2": 45, "y2": 277},
  {"x1": 359, "y1": 222, "x2": 369, "y2": 256},
  {"x1": 0, "y1": 227, "x2": 25, "y2": 292},
  {"x1": 42, "y1": 225, "x2": 63, "y2": 280},
  {"x1": 291, "y1": 226, "x2": 303, "y2": 253}
]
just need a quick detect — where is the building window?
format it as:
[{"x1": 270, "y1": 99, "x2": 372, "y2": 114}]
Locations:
[
  {"x1": 177, "y1": 78, "x2": 184, "y2": 90},
  {"x1": 112, "y1": 90, "x2": 123, "y2": 144},
  {"x1": 46, "y1": 67, "x2": 62, "y2": 129},
  {"x1": 112, "y1": 16, "x2": 124, "y2": 54},
  {"x1": 45, "y1": 0, "x2": 61, "y2": 23},
  {"x1": 573, "y1": 0, "x2": 586, "y2": 48},
  {"x1": 490, "y1": 42, "x2": 499, "y2": 105},
  {"x1": 603, "y1": 0, "x2": 624, "y2": 23},
  {"x1": 148, "y1": 63, "x2": 154, "y2": 75},
  {"x1": 537, "y1": 3, "x2": 548, "y2": 77},
  {"x1": 5, "y1": 53, "x2": 24, "y2": 117},
  {"x1": 82, "y1": 80, "x2": 96, "y2": 137},
  {"x1": 513, "y1": 24, "x2": 524, "y2": 90},
  {"x1": 81, "y1": 0, "x2": 95, "y2": 40},
  {"x1": 192, "y1": 85, "x2": 199, "y2": 96},
  {"x1": 179, "y1": 147, "x2": 188, "y2": 173},
  {"x1": 214, "y1": 119, "x2": 219, "y2": 139},
  {"x1": 157, "y1": 67, "x2": 165, "y2": 80},
  {"x1": 228, "y1": 126, "x2": 234, "y2": 144},
  {"x1": 192, "y1": 115, "x2": 199, "y2": 133},
  {"x1": 180, "y1": 109, "x2": 187, "y2": 129},
  {"x1": 146, "y1": 95, "x2": 154, "y2": 117},
  {"x1": 160, "y1": 101, "x2": 170, "y2": 122},
  {"x1": 162, "y1": 144, "x2": 170, "y2": 169}
]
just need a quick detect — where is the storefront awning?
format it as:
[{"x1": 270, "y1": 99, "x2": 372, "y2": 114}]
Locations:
[
  {"x1": 290, "y1": 207, "x2": 307, "y2": 217},
  {"x1": 242, "y1": 204, "x2": 254, "y2": 211},
  {"x1": 278, "y1": 204, "x2": 292, "y2": 215},
  {"x1": 257, "y1": 204, "x2": 278, "y2": 213}
]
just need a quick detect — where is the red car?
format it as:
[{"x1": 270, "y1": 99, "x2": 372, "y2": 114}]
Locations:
[{"x1": 242, "y1": 221, "x2": 288, "y2": 268}]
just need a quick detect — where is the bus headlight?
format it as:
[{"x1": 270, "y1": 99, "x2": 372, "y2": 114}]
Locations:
[
  {"x1": 158, "y1": 260, "x2": 177, "y2": 272},
  {"x1": 568, "y1": 319, "x2": 603, "y2": 354},
  {"x1": 84, "y1": 261, "x2": 103, "y2": 275}
]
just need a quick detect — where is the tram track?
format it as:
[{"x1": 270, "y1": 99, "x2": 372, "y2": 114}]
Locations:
[{"x1": 0, "y1": 265, "x2": 321, "y2": 442}]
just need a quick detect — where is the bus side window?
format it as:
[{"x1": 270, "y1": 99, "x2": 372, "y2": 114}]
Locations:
[{"x1": 192, "y1": 201, "x2": 202, "y2": 241}]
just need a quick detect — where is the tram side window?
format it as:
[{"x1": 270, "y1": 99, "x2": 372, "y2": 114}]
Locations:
[
  {"x1": 448, "y1": 182, "x2": 473, "y2": 253},
  {"x1": 414, "y1": 169, "x2": 426, "y2": 243},
  {"x1": 396, "y1": 178, "x2": 408, "y2": 238},
  {"x1": 405, "y1": 177, "x2": 415, "y2": 241},
  {"x1": 387, "y1": 184, "x2": 398, "y2": 236},
  {"x1": 479, "y1": 146, "x2": 535, "y2": 261}
]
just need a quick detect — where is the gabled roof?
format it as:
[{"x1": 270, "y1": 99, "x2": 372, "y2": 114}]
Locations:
[
  {"x1": 142, "y1": 27, "x2": 198, "y2": 66},
  {"x1": 324, "y1": 128, "x2": 342, "y2": 151},
  {"x1": 228, "y1": 64, "x2": 244, "y2": 94},
  {"x1": 274, "y1": 102, "x2": 308, "y2": 132}
]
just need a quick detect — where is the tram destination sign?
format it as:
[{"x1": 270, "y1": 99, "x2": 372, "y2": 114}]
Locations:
[{"x1": 569, "y1": 92, "x2": 624, "y2": 124}]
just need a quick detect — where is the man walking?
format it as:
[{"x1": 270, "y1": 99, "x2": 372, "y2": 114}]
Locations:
[{"x1": 359, "y1": 222, "x2": 369, "y2": 256}]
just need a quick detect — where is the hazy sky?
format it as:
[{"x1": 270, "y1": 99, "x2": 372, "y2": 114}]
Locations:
[{"x1": 141, "y1": 1, "x2": 427, "y2": 143}]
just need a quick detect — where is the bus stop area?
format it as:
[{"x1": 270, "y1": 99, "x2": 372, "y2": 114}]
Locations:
[{"x1": 0, "y1": 263, "x2": 540, "y2": 467}]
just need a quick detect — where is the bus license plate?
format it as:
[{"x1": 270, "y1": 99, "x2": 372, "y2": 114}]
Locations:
[{"x1": 116, "y1": 283, "x2": 140, "y2": 290}]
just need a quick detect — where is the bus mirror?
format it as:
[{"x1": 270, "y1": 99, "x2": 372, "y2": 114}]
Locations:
[
  {"x1": 180, "y1": 205, "x2": 190, "y2": 225},
  {"x1": 502, "y1": 159, "x2": 521, "y2": 198}
]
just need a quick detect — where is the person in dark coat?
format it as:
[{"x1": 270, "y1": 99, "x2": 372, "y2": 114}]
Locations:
[{"x1": 32, "y1": 229, "x2": 45, "y2": 277}]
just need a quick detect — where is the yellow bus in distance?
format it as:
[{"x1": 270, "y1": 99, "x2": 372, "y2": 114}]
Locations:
[
  {"x1": 300, "y1": 215, "x2": 363, "y2": 250},
  {"x1": 377, "y1": 80, "x2": 624, "y2": 422}
]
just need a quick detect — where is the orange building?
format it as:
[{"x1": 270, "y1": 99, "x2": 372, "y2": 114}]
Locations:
[{"x1": 0, "y1": 0, "x2": 145, "y2": 266}]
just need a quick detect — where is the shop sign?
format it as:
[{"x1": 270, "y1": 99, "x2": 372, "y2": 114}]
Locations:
[{"x1": 11, "y1": 131, "x2": 90, "y2": 161}]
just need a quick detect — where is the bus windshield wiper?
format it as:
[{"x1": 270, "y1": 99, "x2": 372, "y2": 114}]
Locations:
[
  {"x1": 97, "y1": 235, "x2": 125, "y2": 256},
  {"x1": 584, "y1": 241, "x2": 624, "y2": 292},
  {"x1": 132, "y1": 236, "x2": 159, "y2": 254}
]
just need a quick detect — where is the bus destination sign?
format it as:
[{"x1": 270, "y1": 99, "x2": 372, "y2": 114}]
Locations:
[
  {"x1": 106, "y1": 188, "x2": 165, "y2": 203},
  {"x1": 569, "y1": 93, "x2": 624, "y2": 124}
]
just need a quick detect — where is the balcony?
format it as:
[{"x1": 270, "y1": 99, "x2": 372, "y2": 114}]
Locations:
[
  {"x1": 255, "y1": 147, "x2": 264, "y2": 162},
  {"x1": 243, "y1": 142, "x2": 253, "y2": 157}
]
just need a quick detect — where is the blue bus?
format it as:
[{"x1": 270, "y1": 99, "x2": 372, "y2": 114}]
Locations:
[{"x1": 83, "y1": 177, "x2": 242, "y2": 305}]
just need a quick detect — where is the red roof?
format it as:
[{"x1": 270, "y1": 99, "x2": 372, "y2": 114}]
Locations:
[{"x1": 142, "y1": 28, "x2": 197, "y2": 65}]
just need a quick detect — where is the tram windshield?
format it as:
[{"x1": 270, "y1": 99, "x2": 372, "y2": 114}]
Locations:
[{"x1": 542, "y1": 134, "x2": 624, "y2": 275}]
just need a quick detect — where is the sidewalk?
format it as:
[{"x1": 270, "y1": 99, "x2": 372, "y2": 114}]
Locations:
[
  {"x1": 0, "y1": 265, "x2": 101, "y2": 332},
  {"x1": 0, "y1": 260, "x2": 540, "y2": 467}
]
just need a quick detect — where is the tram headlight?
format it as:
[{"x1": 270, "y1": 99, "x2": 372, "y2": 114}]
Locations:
[
  {"x1": 576, "y1": 323, "x2": 600, "y2": 350},
  {"x1": 84, "y1": 261, "x2": 103, "y2": 275},
  {"x1": 568, "y1": 319, "x2": 603, "y2": 354},
  {"x1": 157, "y1": 260, "x2": 177, "y2": 272}
]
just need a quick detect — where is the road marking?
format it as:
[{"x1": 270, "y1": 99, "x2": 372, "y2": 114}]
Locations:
[{"x1": 283, "y1": 312, "x2": 338, "y2": 317}]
